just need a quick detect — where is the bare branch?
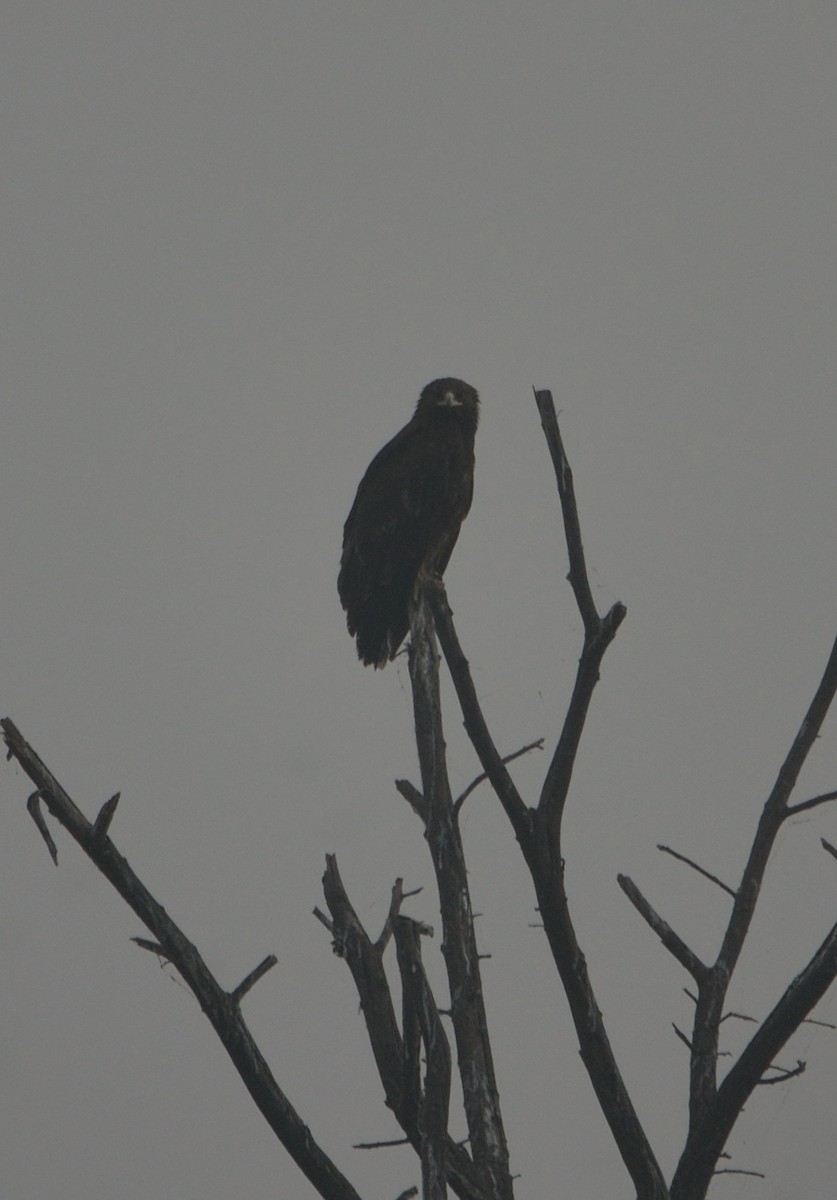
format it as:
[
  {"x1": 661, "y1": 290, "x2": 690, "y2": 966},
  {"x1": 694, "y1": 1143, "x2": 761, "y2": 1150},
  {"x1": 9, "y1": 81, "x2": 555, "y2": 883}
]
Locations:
[
  {"x1": 673, "y1": 1024, "x2": 693, "y2": 1051},
  {"x1": 720, "y1": 1011, "x2": 757, "y2": 1025},
  {"x1": 713, "y1": 1168, "x2": 765, "y2": 1179},
  {"x1": 656, "y1": 844, "x2": 736, "y2": 899},
  {"x1": 312, "y1": 906, "x2": 333, "y2": 933},
  {"x1": 375, "y1": 877, "x2": 406, "y2": 954},
  {"x1": 395, "y1": 778, "x2": 429, "y2": 824},
  {"x1": 536, "y1": 596, "x2": 625, "y2": 828},
  {"x1": 673, "y1": 633, "x2": 837, "y2": 1199},
  {"x1": 454, "y1": 738, "x2": 544, "y2": 815},
  {"x1": 533, "y1": 390, "x2": 626, "y2": 833},
  {"x1": 321, "y1": 856, "x2": 486, "y2": 1200},
  {"x1": 230, "y1": 955, "x2": 278, "y2": 1005},
  {"x1": 394, "y1": 916, "x2": 452, "y2": 1200},
  {"x1": 533, "y1": 387, "x2": 599, "y2": 635},
  {"x1": 321, "y1": 854, "x2": 407, "y2": 1118},
  {"x1": 93, "y1": 792, "x2": 121, "y2": 843},
  {"x1": 427, "y1": 582, "x2": 531, "y2": 843},
  {"x1": 757, "y1": 1060, "x2": 805, "y2": 1085},
  {"x1": 431, "y1": 398, "x2": 665, "y2": 1200},
  {"x1": 131, "y1": 936, "x2": 166, "y2": 956},
  {"x1": 529, "y1": 396, "x2": 627, "y2": 825},
  {"x1": 408, "y1": 595, "x2": 513, "y2": 1200},
  {"x1": 762, "y1": 633, "x2": 837, "y2": 821},
  {"x1": 785, "y1": 788, "x2": 837, "y2": 818},
  {"x1": 673, "y1": 916, "x2": 837, "y2": 1200},
  {"x1": 822, "y1": 837, "x2": 837, "y2": 860},
  {"x1": 354, "y1": 1137, "x2": 410, "y2": 1149},
  {"x1": 619, "y1": 875, "x2": 708, "y2": 983},
  {"x1": 26, "y1": 790, "x2": 58, "y2": 864},
  {"x1": 2, "y1": 718, "x2": 364, "y2": 1200}
]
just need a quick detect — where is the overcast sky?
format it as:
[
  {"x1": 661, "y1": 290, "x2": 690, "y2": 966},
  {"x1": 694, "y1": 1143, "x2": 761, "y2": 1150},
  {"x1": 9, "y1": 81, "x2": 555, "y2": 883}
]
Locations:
[{"x1": 2, "y1": 4, "x2": 836, "y2": 1199}]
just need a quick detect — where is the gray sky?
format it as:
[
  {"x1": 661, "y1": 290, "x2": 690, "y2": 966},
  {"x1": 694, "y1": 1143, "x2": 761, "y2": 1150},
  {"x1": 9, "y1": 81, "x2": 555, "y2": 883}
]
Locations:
[{"x1": 2, "y1": 3, "x2": 836, "y2": 1198}]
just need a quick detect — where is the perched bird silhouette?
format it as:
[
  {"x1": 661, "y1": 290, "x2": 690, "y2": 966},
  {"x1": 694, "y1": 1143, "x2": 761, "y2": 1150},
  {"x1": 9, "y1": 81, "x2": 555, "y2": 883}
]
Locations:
[{"x1": 338, "y1": 377, "x2": 479, "y2": 667}]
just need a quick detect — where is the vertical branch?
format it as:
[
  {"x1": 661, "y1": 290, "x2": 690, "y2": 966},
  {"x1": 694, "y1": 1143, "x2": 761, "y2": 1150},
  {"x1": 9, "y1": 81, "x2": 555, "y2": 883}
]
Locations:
[
  {"x1": 433, "y1": 394, "x2": 668, "y2": 1200},
  {"x1": 321, "y1": 856, "x2": 407, "y2": 1122},
  {"x1": 672, "y1": 919, "x2": 837, "y2": 1200},
  {"x1": 433, "y1": 592, "x2": 667, "y2": 1200},
  {"x1": 394, "y1": 916, "x2": 452, "y2": 1200},
  {"x1": 408, "y1": 596, "x2": 513, "y2": 1200},
  {"x1": 528, "y1": 393, "x2": 663, "y2": 1197},
  {"x1": 320, "y1": 857, "x2": 488, "y2": 1200},
  {"x1": 671, "y1": 632, "x2": 837, "y2": 1200},
  {"x1": 533, "y1": 389, "x2": 626, "y2": 827},
  {"x1": 534, "y1": 388, "x2": 599, "y2": 634}
]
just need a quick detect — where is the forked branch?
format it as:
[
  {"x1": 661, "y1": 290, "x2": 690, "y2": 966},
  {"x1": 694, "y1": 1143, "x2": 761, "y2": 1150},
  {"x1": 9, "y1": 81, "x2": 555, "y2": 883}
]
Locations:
[
  {"x1": 320, "y1": 855, "x2": 490, "y2": 1200},
  {"x1": 432, "y1": 394, "x2": 666, "y2": 1200},
  {"x1": 671, "y1": 633, "x2": 837, "y2": 1200},
  {"x1": 1, "y1": 718, "x2": 363, "y2": 1200}
]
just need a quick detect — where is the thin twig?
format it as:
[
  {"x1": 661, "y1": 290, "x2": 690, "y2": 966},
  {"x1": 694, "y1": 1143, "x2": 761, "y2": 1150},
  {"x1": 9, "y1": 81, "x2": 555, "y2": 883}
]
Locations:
[
  {"x1": 757, "y1": 1065, "x2": 801, "y2": 1084},
  {"x1": 713, "y1": 1168, "x2": 765, "y2": 1179},
  {"x1": 673, "y1": 1024, "x2": 693, "y2": 1050},
  {"x1": 354, "y1": 1137, "x2": 411, "y2": 1149},
  {"x1": 720, "y1": 1010, "x2": 757, "y2": 1025},
  {"x1": 454, "y1": 738, "x2": 544, "y2": 815},
  {"x1": 657, "y1": 844, "x2": 736, "y2": 899},
  {"x1": 27, "y1": 789, "x2": 58, "y2": 864},
  {"x1": 757, "y1": 1060, "x2": 806, "y2": 1085},
  {"x1": 785, "y1": 788, "x2": 837, "y2": 818}
]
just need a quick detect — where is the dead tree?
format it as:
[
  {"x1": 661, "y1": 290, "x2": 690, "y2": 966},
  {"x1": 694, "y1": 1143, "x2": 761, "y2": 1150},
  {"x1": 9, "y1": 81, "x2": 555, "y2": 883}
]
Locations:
[{"x1": 4, "y1": 390, "x2": 836, "y2": 1200}]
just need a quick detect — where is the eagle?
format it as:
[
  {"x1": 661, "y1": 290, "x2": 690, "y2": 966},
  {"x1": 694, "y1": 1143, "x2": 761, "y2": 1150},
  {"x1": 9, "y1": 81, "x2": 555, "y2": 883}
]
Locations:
[{"x1": 339, "y1": 377, "x2": 479, "y2": 667}]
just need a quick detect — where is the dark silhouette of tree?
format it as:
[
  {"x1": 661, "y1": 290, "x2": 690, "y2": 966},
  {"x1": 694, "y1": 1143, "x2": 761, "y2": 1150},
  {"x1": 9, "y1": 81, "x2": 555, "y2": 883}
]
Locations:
[{"x1": 4, "y1": 391, "x2": 836, "y2": 1200}]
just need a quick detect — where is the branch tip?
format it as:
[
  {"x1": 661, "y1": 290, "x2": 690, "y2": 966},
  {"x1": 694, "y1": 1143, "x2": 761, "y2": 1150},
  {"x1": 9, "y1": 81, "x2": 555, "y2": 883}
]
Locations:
[
  {"x1": 312, "y1": 906, "x2": 333, "y2": 933},
  {"x1": 93, "y1": 792, "x2": 121, "y2": 843},
  {"x1": 618, "y1": 874, "x2": 707, "y2": 981},
  {"x1": 230, "y1": 955, "x2": 278, "y2": 1004},
  {"x1": 26, "y1": 790, "x2": 58, "y2": 864},
  {"x1": 131, "y1": 936, "x2": 166, "y2": 956}
]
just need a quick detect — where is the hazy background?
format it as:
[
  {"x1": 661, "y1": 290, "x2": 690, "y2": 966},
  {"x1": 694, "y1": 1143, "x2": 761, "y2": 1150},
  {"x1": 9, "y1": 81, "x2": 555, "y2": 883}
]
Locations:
[{"x1": 2, "y1": 3, "x2": 835, "y2": 1198}]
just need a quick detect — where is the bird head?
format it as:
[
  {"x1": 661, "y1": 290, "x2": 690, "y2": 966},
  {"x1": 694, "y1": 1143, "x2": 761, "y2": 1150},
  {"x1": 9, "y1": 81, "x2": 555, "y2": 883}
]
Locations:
[{"x1": 416, "y1": 378, "x2": 479, "y2": 425}]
